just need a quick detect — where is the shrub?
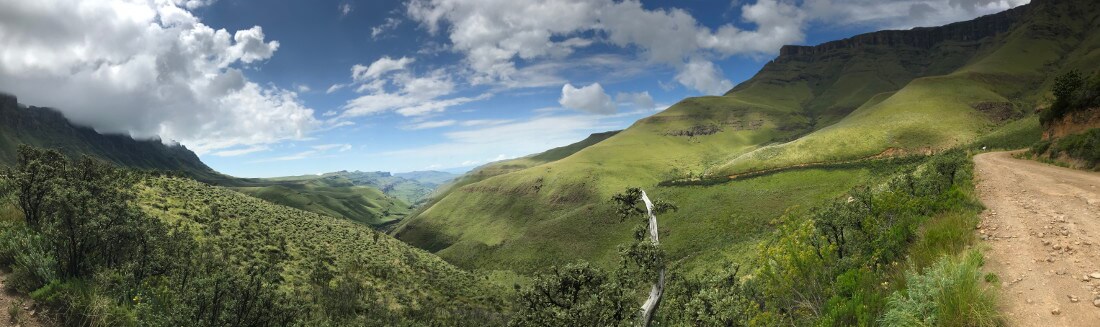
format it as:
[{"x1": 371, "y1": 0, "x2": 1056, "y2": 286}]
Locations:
[
  {"x1": 881, "y1": 251, "x2": 1001, "y2": 327},
  {"x1": 0, "y1": 223, "x2": 57, "y2": 292},
  {"x1": 1052, "y1": 128, "x2": 1100, "y2": 167}
]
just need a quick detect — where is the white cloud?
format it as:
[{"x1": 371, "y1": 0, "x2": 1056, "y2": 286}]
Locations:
[
  {"x1": 404, "y1": 0, "x2": 802, "y2": 94},
  {"x1": 676, "y1": 58, "x2": 735, "y2": 96},
  {"x1": 326, "y1": 83, "x2": 346, "y2": 94},
  {"x1": 295, "y1": 84, "x2": 311, "y2": 93},
  {"x1": 371, "y1": 17, "x2": 402, "y2": 39},
  {"x1": 211, "y1": 145, "x2": 270, "y2": 157},
  {"x1": 801, "y1": 0, "x2": 1029, "y2": 30},
  {"x1": 559, "y1": 83, "x2": 616, "y2": 115},
  {"x1": 339, "y1": 3, "x2": 353, "y2": 17},
  {"x1": 341, "y1": 62, "x2": 492, "y2": 118},
  {"x1": 616, "y1": 91, "x2": 655, "y2": 110},
  {"x1": 407, "y1": 120, "x2": 457, "y2": 130},
  {"x1": 461, "y1": 119, "x2": 513, "y2": 127},
  {"x1": 0, "y1": 0, "x2": 318, "y2": 154},
  {"x1": 352, "y1": 56, "x2": 416, "y2": 82}
]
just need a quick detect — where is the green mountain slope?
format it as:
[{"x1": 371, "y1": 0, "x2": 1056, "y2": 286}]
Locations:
[
  {"x1": 135, "y1": 176, "x2": 505, "y2": 323},
  {"x1": 396, "y1": 0, "x2": 1089, "y2": 274},
  {"x1": 715, "y1": 0, "x2": 1098, "y2": 175}
]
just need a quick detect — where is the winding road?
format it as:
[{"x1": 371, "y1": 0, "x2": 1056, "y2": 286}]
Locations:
[{"x1": 974, "y1": 151, "x2": 1100, "y2": 326}]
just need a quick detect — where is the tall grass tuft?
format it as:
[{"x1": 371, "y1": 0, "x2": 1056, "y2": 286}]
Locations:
[{"x1": 881, "y1": 250, "x2": 1001, "y2": 327}]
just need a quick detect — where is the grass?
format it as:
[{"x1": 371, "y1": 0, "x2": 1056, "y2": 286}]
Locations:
[{"x1": 971, "y1": 116, "x2": 1041, "y2": 151}]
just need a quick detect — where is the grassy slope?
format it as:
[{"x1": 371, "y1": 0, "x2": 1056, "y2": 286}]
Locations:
[
  {"x1": 233, "y1": 177, "x2": 412, "y2": 227},
  {"x1": 396, "y1": 96, "x2": 820, "y2": 273},
  {"x1": 136, "y1": 176, "x2": 506, "y2": 319},
  {"x1": 396, "y1": 0, "x2": 1087, "y2": 275},
  {"x1": 716, "y1": 0, "x2": 1097, "y2": 175}
]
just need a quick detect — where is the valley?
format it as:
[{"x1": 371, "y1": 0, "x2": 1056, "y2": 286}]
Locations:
[{"x1": 1, "y1": 0, "x2": 1099, "y2": 325}]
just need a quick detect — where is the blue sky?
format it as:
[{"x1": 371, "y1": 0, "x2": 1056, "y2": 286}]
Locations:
[{"x1": 0, "y1": 0, "x2": 1027, "y2": 177}]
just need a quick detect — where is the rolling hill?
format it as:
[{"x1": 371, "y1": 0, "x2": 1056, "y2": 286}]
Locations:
[{"x1": 394, "y1": 0, "x2": 1091, "y2": 274}]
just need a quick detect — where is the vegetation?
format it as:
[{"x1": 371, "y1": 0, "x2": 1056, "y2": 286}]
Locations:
[
  {"x1": 397, "y1": 0, "x2": 1100, "y2": 278},
  {"x1": 1029, "y1": 70, "x2": 1100, "y2": 169},
  {"x1": 0, "y1": 145, "x2": 508, "y2": 326},
  {"x1": 232, "y1": 176, "x2": 413, "y2": 228},
  {"x1": 512, "y1": 151, "x2": 998, "y2": 325},
  {"x1": 1039, "y1": 70, "x2": 1100, "y2": 126}
]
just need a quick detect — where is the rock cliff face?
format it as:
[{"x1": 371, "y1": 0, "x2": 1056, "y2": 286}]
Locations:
[{"x1": 777, "y1": 2, "x2": 1032, "y2": 60}]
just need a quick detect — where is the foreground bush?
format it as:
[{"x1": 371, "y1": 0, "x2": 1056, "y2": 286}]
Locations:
[{"x1": 882, "y1": 251, "x2": 1000, "y2": 327}]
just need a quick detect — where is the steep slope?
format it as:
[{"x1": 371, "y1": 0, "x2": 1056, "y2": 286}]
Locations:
[
  {"x1": 0, "y1": 93, "x2": 219, "y2": 180},
  {"x1": 396, "y1": 0, "x2": 1089, "y2": 274},
  {"x1": 717, "y1": 0, "x2": 1099, "y2": 174},
  {"x1": 137, "y1": 176, "x2": 506, "y2": 323}
]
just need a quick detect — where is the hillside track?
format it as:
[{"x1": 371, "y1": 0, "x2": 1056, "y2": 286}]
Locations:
[{"x1": 974, "y1": 151, "x2": 1100, "y2": 326}]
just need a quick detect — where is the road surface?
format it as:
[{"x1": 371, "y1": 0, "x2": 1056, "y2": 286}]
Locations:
[{"x1": 974, "y1": 151, "x2": 1100, "y2": 326}]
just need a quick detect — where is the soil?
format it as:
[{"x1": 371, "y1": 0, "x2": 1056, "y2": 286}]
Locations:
[
  {"x1": 0, "y1": 270, "x2": 45, "y2": 327},
  {"x1": 974, "y1": 151, "x2": 1100, "y2": 326}
]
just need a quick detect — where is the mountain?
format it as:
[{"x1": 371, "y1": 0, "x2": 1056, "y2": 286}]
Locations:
[
  {"x1": 395, "y1": 170, "x2": 459, "y2": 186},
  {"x1": 0, "y1": 93, "x2": 415, "y2": 229},
  {"x1": 394, "y1": 0, "x2": 1092, "y2": 274},
  {"x1": 0, "y1": 93, "x2": 219, "y2": 180}
]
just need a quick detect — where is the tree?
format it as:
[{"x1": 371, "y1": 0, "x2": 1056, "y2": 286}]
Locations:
[
  {"x1": 11, "y1": 146, "x2": 65, "y2": 228},
  {"x1": 612, "y1": 187, "x2": 677, "y2": 326}
]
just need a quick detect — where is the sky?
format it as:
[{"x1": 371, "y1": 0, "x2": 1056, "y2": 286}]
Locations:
[{"x1": 0, "y1": 0, "x2": 1028, "y2": 177}]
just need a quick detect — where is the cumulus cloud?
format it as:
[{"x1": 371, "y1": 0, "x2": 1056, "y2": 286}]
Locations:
[
  {"x1": 0, "y1": 0, "x2": 318, "y2": 154},
  {"x1": 616, "y1": 91, "x2": 655, "y2": 110},
  {"x1": 676, "y1": 58, "x2": 735, "y2": 96},
  {"x1": 405, "y1": 0, "x2": 805, "y2": 94},
  {"x1": 341, "y1": 65, "x2": 491, "y2": 117},
  {"x1": 352, "y1": 56, "x2": 415, "y2": 82},
  {"x1": 560, "y1": 83, "x2": 616, "y2": 115}
]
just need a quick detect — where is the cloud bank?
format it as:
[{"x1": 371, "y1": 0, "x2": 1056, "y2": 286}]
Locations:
[{"x1": 0, "y1": 0, "x2": 319, "y2": 154}]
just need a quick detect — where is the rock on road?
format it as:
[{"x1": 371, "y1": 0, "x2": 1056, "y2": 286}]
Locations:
[{"x1": 974, "y1": 151, "x2": 1100, "y2": 326}]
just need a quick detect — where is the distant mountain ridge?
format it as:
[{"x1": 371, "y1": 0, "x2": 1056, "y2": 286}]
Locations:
[
  {"x1": 0, "y1": 93, "x2": 219, "y2": 180},
  {"x1": 0, "y1": 92, "x2": 424, "y2": 229}
]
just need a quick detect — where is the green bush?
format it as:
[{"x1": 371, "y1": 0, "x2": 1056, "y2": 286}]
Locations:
[
  {"x1": 1052, "y1": 128, "x2": 1100, "y2": 167},
  {"x1": 881, "y1": 251, "x2": 1000, "y2": 327},
  {"x1": 0, "y1": 223, "x2": 57, "y2": 293}
]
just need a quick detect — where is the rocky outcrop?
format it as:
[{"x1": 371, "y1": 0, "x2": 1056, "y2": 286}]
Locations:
[
  {"x1": 777, "y1": 2, "x2": 1031, "y2": 60},
  {"x1": 1043, "y1": 107, "x2": 1100, "y2": 140}
]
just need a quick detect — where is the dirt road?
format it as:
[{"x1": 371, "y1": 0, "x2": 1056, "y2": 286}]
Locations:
[{"x1": 974, "y1": 151, "x2": 1100, "y2": 326}]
